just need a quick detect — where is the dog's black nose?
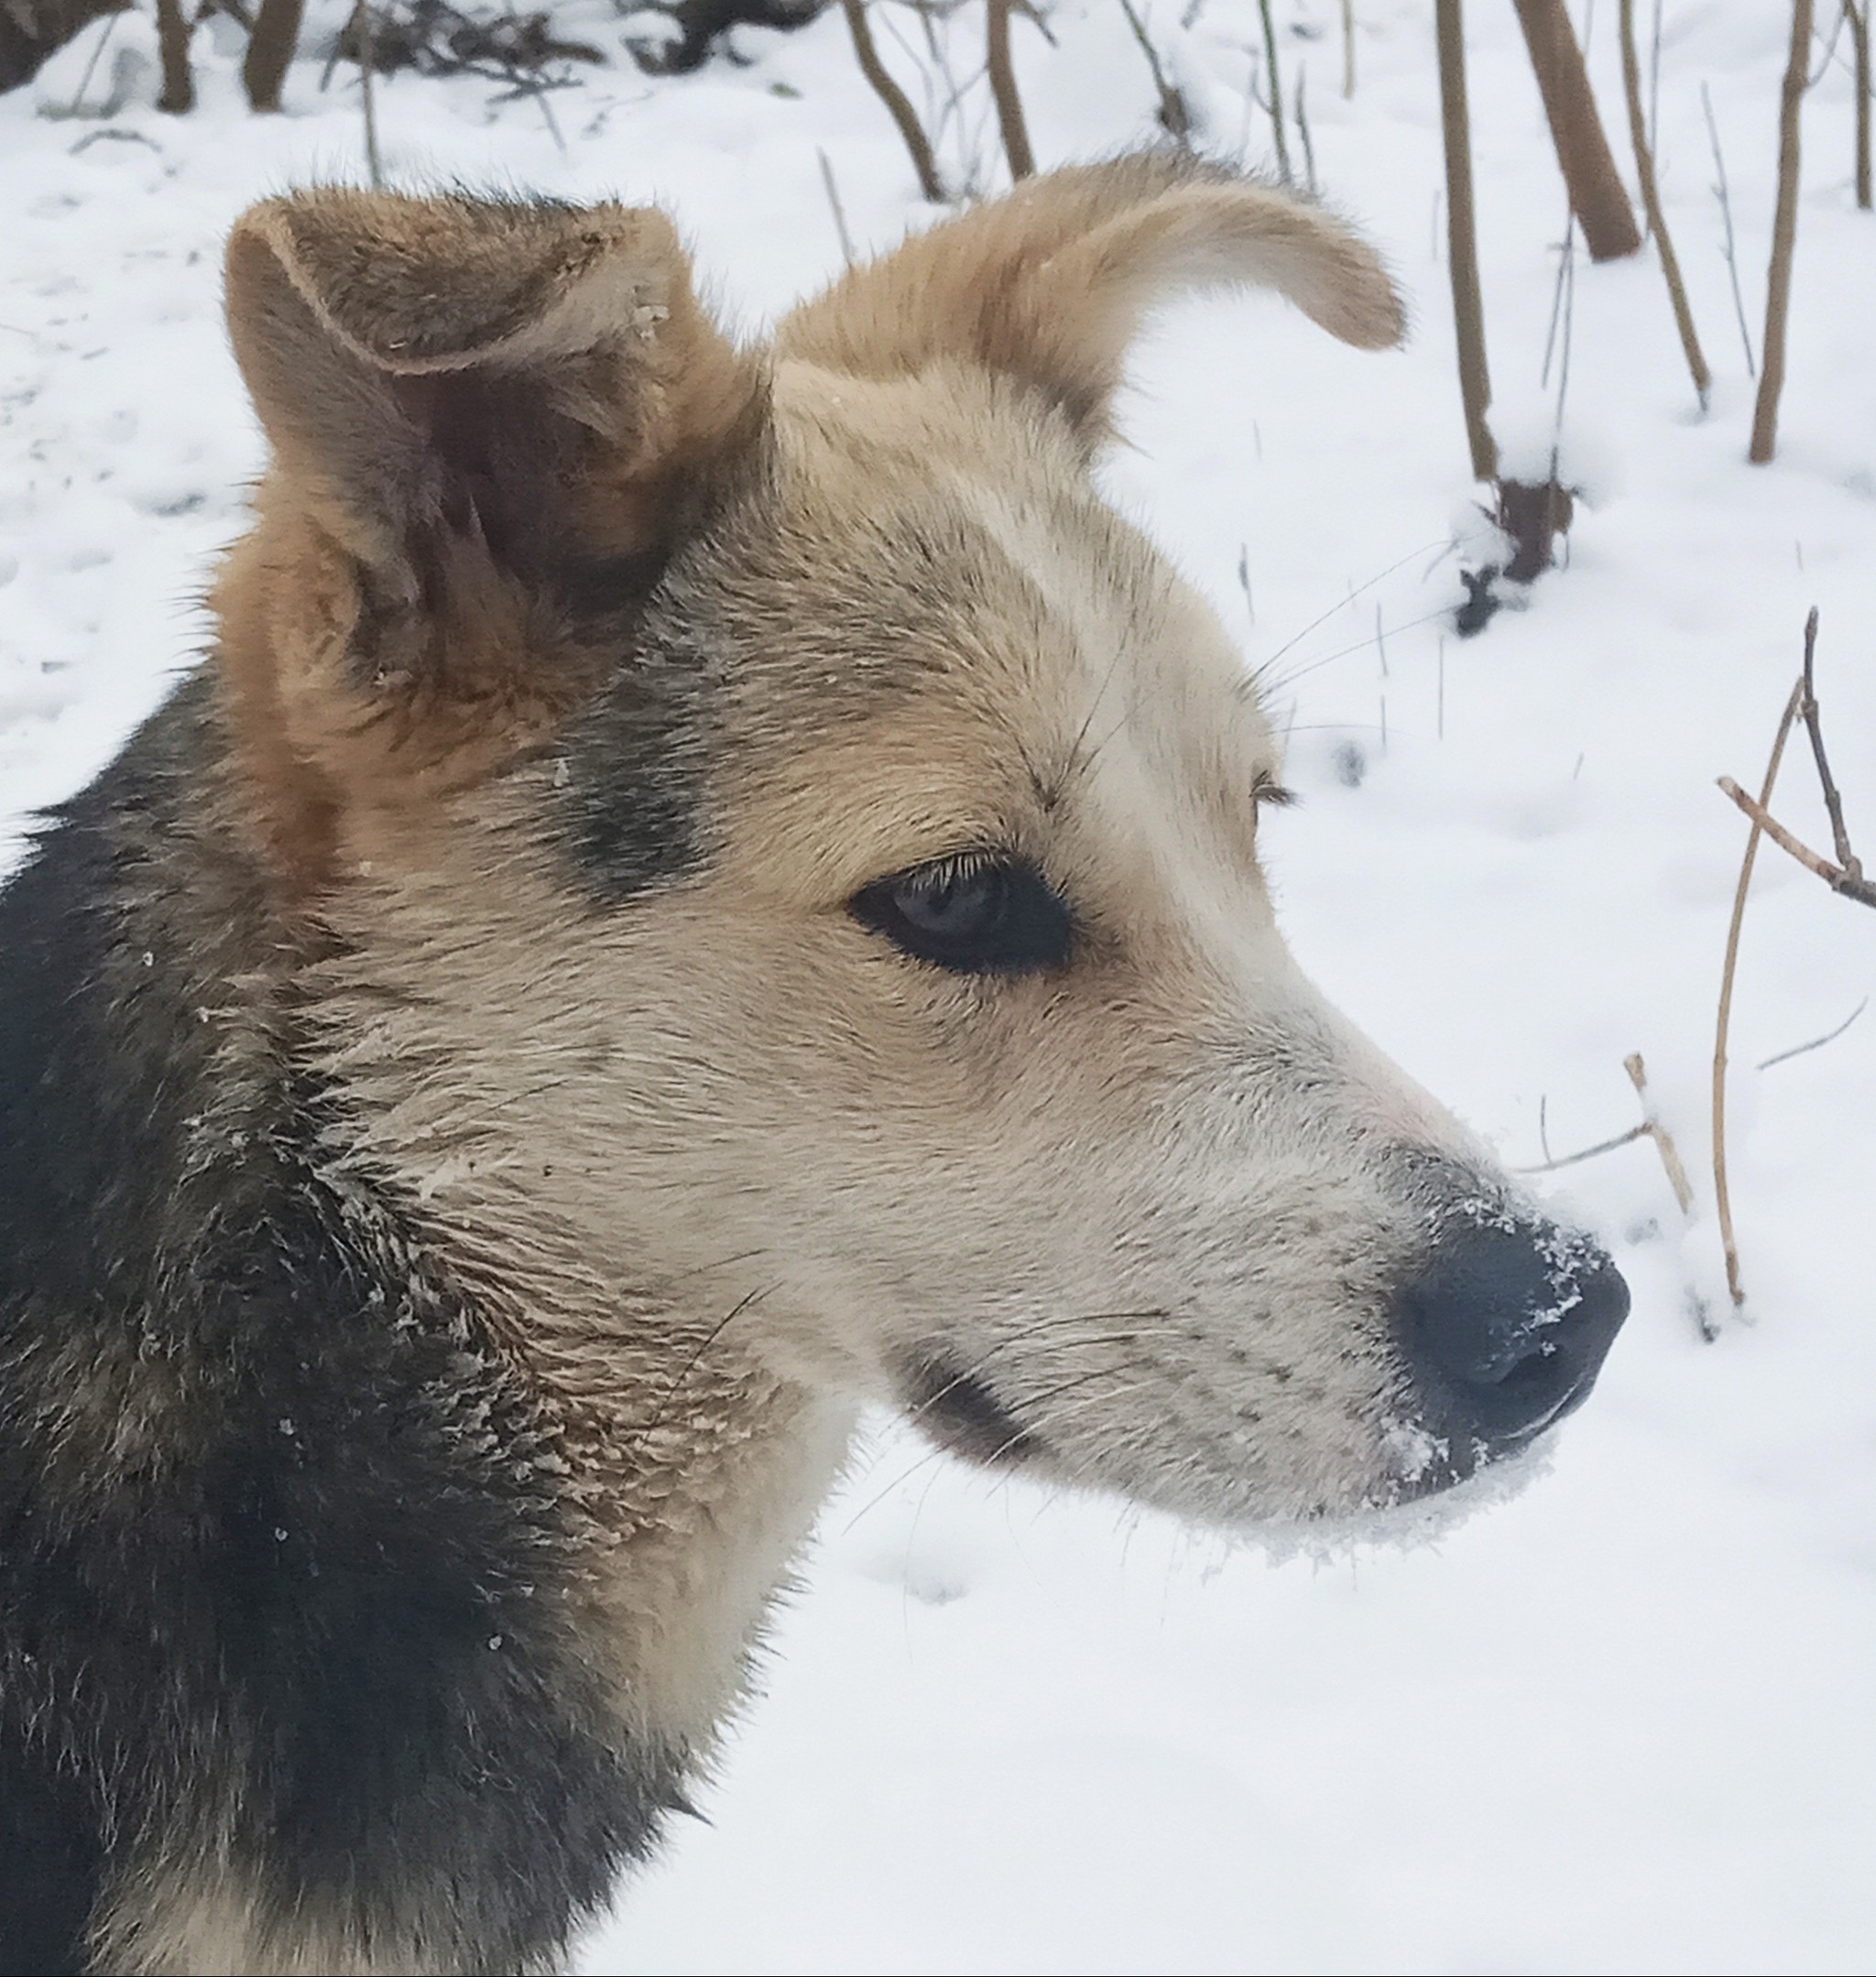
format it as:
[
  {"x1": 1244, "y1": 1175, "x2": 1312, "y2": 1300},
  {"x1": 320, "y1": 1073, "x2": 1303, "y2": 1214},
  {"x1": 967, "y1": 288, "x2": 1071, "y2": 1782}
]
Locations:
[{"x1": 1395, "y1": 1203, "x2": 1630, "y2": 1447}]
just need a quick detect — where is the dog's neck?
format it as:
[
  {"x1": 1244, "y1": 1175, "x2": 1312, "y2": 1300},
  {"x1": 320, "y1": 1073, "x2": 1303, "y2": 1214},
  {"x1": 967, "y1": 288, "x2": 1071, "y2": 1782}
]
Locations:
[{"x1": 15, "y1": 674, "x2": 856, "y2": 1771}]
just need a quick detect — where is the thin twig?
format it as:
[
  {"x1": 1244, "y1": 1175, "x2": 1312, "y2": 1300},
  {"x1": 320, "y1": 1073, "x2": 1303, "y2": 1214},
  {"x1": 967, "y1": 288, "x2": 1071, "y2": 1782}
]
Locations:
[
  {"x1": 1847, "y1": 0, "x2": 1871, "y2": 207},
  {"x1": 1435, "y1": 0, "x2": 1499, "y2": 483},
  {"x1": 1341, "y1": 0, "x2": 1356, "y2": 97},
  {"x1": 1751, "y1": 0, "x2": 1814, "y2": 464},
  {"x1": 817, "y1": 147, "x2": 856, "y2": 267},
  {"x1": 1295, "y1": 61, "x2": 1318, "y2": 195},
  {"x1": 1258, "y1": 0, "x2": 1292, "y2": 182},
  {"x1": 1758, "y1": 995, "x2": 1869, "y2": 1068},
  {"x1": 1713, "y1": 631, "x2": 1808, "y2": 1312},
  {"x1": 985, "y1": 0, "x2": 1033, "y2": 180},
  {"x1": 1514, "y1": 1120, "x2": 1651, "y2": 1176},
  {"x1": 357, "y1": 0, "x2": 383, "y2": 188},
  {"x1": 1702, "y1": 82, "x2": 1757, "y2": 377},
  {"x1": 1647, "y1": 0, "x2": 1663, "y2": 154},
  {"x1": 1717, "y1": 780, "x2": 1876, "y2": 905},
  {"x1": 1624, "y1": 1053, "x2": 1696, "y2": 1217},
  {"x1": 156, "y1": 0, "x2": 195, "y2": 112},
  {"x1": 1799, "y1": 612, "x2": 1861, "y2": 881},
  {"x1": 1116, "y1": 0, "x2": 1191, "y2": 143},
  {"x1": 68, "y1": 10, "x2": 119, "y2": 115},
  {"x1": 842, "y1": 0, "x2": 944, "y2": 202},
  {"x1": 1620, "y1": 0, "x2": 1710, "y2": 408}
]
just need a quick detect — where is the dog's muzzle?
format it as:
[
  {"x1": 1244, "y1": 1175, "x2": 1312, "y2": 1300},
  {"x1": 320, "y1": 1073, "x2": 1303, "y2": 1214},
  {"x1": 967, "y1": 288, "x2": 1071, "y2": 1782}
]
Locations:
[{"x1": 1392, "y1": 1182, "x2": 1630, "y2": 1455}]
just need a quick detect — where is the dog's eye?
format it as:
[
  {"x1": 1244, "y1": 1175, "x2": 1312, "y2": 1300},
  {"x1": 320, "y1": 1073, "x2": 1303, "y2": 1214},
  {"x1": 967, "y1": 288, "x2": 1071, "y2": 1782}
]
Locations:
[{"x1": 850, "y1": 855, "x2": 1073, "y2": 976}]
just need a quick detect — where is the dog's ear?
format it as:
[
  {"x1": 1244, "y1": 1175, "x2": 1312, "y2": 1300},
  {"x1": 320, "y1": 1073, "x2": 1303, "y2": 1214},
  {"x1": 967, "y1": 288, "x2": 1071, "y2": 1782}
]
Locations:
[
  {"x1": 776, "y1": 154, "x2": 1403, "y2": 445},
  {"x1": 217, "y1": 191, "x2": 761, "y2": 875},
  {"x1": 225, "y1": 190, "x2": 759, "y2": 581}
]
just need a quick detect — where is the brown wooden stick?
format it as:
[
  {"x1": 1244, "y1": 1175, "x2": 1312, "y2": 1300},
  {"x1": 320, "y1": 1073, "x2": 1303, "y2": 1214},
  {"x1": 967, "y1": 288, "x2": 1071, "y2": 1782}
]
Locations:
[
  {"x1": 1258, "y1": 0, "x2": 1292, "y2": 184},
  {"x1": 1116, "y1": 0, "x2": 1191, "y2": 144},
  {"x1": 1798, "y1": 617, "x2": 1862, "y2": 883},
  {"x1": 841, "y1": 0, "x2": 943, "y2": 202},
  {"x1": 1847, "y1": 0, "x2": 1871, "y2": 209},
  {"x1": 1619, "y1": 0, "x2": 1709, "y2": 406},
  {"x1": 1713, "y1": 645, "x2": 1806, "y2": 1311},
  {"x1": 156, "y1": 0, "x2": 194, "y2": 111},
  {"x1": 1435, "y1": 0, "x2": 1498, "y2": 483},
  {"x1": 1623, "y1": 1052, "x2": 1696, "y2": 1217},
  {"x1": 356, "y1": 0, "x2": 381, "y2": 189},
  {"x1": 1514, "y1": 1121, "x2": 1651, "y2": 1175},
  {"x1": 1513, "y1": 0, "x2": 1642, "y2": 260},
  {"x1": 243, "y1": 0, "x2": 304, "y2": 110},
  {"x1": 1717, "y1": 781, "x2": 1876, "y2": 906},
  {"x1": 1750, "y1": 0, "x2": 1813, "y2": 464},
  {"x1": 985, "y1": 0, "x2": 1033, "y2": 181}
]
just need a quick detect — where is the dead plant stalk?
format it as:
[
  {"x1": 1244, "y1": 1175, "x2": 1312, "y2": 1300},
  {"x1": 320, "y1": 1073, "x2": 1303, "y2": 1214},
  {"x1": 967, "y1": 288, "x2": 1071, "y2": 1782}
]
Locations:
[
  {"x1": 1434, "y1": 0, "x2": 1497, "y2": 483},
  {"x1": 1619, "y1": 0, "x2": 1709, "y2": 406},
  {"x1": 1750, "y1": 0, "x2": 1813, "y2": 464},
  {"x1": 985, "y1": 0, "x2": 1033, "y2": 180},
  {"x1": 841, "y1": 0, "x2": 943, "y2": 202},
  {"x1": 1711, "y1": 619, "x2": 1810, "y2": 1311}
]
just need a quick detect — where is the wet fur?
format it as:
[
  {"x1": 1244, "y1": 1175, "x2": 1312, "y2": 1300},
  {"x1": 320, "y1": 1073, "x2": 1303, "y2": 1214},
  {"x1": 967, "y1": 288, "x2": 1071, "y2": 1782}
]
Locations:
[{"x1": 0, "y1": 156, "x2": 1554, "y2": 1974}]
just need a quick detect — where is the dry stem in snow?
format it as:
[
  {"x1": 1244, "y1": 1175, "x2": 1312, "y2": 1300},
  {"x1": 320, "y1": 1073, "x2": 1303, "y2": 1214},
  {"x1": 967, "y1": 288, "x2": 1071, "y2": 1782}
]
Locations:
[
  {"x1": 1750, "y1": 0, "x2": 1813, "y2": 464},
  {"x1": 1711, "y1": 616, "x2": 1808, "y2": 1313},
  {"x1": 1847, "y1": 0, "x2": 1872, "y2": 208},
  {"x1": 1619, "y1": 0, "x2": 1709, "y2": 407},
  {"x1": 1513, "y1": 0, "x2": 1642, "y2": 261},
  {"x1": 1435, "y1": 0, "x2": 1496, "y2": 485},
  {"x1": 841, "y1": 0, "x2": 943, "y2": 202},
  {"x1": 986, "y1": 0, "x2": 1032, "y2": 180}
]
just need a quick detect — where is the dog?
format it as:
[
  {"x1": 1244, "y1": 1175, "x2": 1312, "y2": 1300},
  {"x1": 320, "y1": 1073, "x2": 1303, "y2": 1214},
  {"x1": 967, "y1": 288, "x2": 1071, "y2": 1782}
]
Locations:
[{"x1": 0, "y1": 153, "x2": 1629, "y2": 1975}]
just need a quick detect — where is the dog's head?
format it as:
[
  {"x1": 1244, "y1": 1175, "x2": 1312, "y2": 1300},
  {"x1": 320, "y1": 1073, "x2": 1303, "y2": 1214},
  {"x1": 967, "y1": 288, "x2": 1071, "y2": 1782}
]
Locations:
[{"x1": 215, "y1": 157, "x2": 1626, "y2": 1530}]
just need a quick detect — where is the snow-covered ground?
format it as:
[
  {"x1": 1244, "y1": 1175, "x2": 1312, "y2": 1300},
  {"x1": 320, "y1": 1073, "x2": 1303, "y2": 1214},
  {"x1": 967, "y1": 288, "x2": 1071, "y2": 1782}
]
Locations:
[{"x1": 5, "y1": 2, "x2": 1874, "y2": 1970}]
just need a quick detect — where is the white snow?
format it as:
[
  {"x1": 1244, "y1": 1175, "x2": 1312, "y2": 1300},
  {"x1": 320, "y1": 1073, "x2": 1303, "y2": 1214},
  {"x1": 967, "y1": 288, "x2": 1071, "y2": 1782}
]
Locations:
[{"x1": 4, "y1": 2, "x2": 1874, "y2": 1971}]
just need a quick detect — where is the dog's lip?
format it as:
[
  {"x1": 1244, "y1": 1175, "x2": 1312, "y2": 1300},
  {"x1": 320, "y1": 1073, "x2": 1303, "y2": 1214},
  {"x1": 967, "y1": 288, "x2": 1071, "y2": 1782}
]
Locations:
[{"x1": 896, "y1": 1352, "x2": 1046, "y2": 1468}]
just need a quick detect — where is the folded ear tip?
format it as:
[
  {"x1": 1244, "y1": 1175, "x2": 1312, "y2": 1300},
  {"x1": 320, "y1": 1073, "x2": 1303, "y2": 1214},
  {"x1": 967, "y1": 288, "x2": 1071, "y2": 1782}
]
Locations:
[{"x1": 1338, "y1": 272, "x2": 1410, "y2": 351}]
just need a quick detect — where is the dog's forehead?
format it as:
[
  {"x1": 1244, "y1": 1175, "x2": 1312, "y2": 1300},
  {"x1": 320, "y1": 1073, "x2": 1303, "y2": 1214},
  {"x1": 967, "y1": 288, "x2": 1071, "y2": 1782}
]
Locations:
[{"x1": 705, "y1": 364, "x2": 1278, "y2": 837}]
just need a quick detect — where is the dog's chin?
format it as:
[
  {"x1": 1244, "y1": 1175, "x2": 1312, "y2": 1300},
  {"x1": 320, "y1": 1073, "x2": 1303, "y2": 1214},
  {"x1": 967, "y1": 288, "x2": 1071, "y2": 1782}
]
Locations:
[
  {"x1": 1221, "y1": 1426, "x2": 1560, "y2": 1564},
  {"x1": 898, "y1": 1358, "x2": 1558, "y2": 1556}
]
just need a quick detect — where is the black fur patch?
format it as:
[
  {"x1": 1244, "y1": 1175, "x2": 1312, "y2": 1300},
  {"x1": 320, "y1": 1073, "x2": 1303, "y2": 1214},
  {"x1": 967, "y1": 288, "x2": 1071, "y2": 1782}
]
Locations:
[
  {"x1": 903, "y1": 1352, "x2": 1044, "y2": 1468},
  {"x1": 0, "y1": 679, "x2": 688, "y2": 1972}
]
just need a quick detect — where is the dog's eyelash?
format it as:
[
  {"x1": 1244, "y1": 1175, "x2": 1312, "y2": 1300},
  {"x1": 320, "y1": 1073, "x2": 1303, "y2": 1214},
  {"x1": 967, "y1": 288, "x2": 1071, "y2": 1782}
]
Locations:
[{"x1": 1252, "y1": 778, "x2": 1298, "y2": 808}]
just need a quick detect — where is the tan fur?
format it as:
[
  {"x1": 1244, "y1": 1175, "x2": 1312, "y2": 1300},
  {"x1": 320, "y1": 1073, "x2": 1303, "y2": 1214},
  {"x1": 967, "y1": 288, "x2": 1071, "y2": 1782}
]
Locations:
[
  {"x1": 780, "y1": 155, "x2": 1404, "y2": 443},
  {"x1": 217, "y1": 191, "x2": 765, "y2": 891},
  {"x1": 109, "y1": 158, "x2": 1491, "y2": 1974}
]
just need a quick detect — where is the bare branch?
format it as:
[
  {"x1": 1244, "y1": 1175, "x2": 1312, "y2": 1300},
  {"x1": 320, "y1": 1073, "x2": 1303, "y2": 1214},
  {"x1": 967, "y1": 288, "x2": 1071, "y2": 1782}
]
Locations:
[
  {"x1": 985, "y1": 0, "x2": 1033, "y2": 180},
  {"x1": 1620, "y1": 0, "x2": 1709, "y2": 407},
  {"x1": 243, "y1": 0, "x2": 305, "y2": 109},
  {"x1": 1257, "y1": 0, "x2": 1292, "y2": 183},
  {"x1": 1758, "y1": 995, "x2": 1869, "y2": 1069},
  {"x1": 156, "y1": 0, "x2": 194, "y2": 111},
  {"x1": 1624, "y1": 1053, "x2": 1696, "y2": 1218},
  {"x1": 1116, "y1": 0, "x2": 1192, "y2": 144},
  {"x1": 1513, "y1": 0, "x2": 1642, "y2": 259},
  {"x1": 1435, "y1": 0, "x2": 1498, "y2": 483},
  {"x1": 1800, "y1": 614, "x2": 1862, "y2": 882},
  {"x1": 1717, "y1": 780, "x2": 1876, "y2": 906},
  {"x1": 1701, "y1": 81, "x2": 1757, "y2": 376},
  {"x1": 841, "y1": 0, "x2": 944, "y2": 202},
  {"x1": 1751, "y1": 0, "x2": 1814, "y2": 464},
  {"x1": 1847, "y1": 0, "x2": 1871, "y2": 208},
  {"x1": 1713, "y1": 628, "x2": 1808, "y2": 1311},
  {"x1": 1514, "y1": 1120, "x2": 1651, "y2": 1174},
  {"x1": 817, "y1": 145, "x2": 856, "y2": 267}
]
